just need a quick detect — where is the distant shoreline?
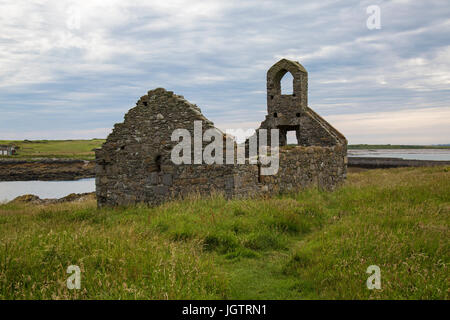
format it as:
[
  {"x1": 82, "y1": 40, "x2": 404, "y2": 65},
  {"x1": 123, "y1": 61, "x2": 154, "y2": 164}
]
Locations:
[
  {"x1": 347, "y1": 157, "x2": 450, "y2": 169},
  {"x1": 1, "y1": 139, "x2": 449, "y2": 181},
  {"x1": 0, "y1": 158, "x2": 94, "y2": 181},
  {"x1": 0, "y1": 139, "x2": 450, "y2": 161},
  {"x1": 347, "y1": 144, "x2": 450, "y2": 149},
  {"x1": 1, "y1": 155, "x2": 449, "y2": 181}
]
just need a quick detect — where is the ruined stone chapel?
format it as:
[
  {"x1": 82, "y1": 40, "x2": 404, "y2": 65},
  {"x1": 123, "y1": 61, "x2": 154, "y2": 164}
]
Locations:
[{"x1": 95, "y1": 59, "x2": 347, "y2": 207}]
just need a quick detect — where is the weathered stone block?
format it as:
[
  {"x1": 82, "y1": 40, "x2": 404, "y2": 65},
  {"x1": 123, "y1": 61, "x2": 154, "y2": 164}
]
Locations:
[
  {"x1": 162, "y1": 174, "x2": 173, "y2": 186},
  {"x1": 149, "y1": 172, "x2": 159, "y2": 185},
  {"x1": 155, "y1": 185, "x2": 169, "y2": 195}
]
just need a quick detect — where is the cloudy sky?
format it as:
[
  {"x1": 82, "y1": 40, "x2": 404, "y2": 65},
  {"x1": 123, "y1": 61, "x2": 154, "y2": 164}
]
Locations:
[{"x1": 0, "y1": 0, "x2": 449, "y2": 144}]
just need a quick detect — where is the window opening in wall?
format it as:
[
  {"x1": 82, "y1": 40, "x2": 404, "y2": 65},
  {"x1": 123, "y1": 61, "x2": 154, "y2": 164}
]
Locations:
[
  {"x1": 280, "y1": 71, "x2": 294, "y2": 95},
  {"x1": 287, "y1": 130, "x2": 298, "y2": 145},
  {"x1": 155, "y1": 155, "x2": 162, "y2": 172}
]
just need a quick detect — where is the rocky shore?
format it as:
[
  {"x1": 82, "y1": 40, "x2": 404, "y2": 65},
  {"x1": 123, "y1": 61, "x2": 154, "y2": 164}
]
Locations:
[
  {"x1": 10, "y1": 192, "x2": 95, "y2": 204},
  {"x1": 348, "y1": 157, "x2": 450, "y2": 169},
  {"x1": 0, "y1": 158, "x2": 95, "y2": 181}
]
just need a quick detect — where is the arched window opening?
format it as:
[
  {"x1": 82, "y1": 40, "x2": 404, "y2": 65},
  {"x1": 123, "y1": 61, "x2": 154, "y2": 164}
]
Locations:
[{"x1": 280, "y1": 71, "x2": 294, "y2": 95}]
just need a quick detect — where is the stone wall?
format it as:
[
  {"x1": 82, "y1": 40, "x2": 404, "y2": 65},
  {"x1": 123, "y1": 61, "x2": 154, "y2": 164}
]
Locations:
[
  {"x1": 95, "y1": 88, "x2": 224, "y2": 206},
  {"x1": 260, "y1": 145, "x2": 347, "y2": 194},
  {"x1": 257, "y1": 59, "x2": 347, "y2": 148},
  {"x1": 95, "y1": 59, "x2": 348, "y2": 207}
]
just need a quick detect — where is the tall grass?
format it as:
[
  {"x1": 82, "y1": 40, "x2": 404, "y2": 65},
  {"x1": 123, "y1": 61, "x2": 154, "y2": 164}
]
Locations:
[{"x1": 0, "y1": 166, "x2": 448, "y2": 299}]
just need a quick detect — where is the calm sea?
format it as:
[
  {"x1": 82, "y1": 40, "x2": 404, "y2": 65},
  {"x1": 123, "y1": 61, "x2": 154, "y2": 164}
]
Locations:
[
  {"x1": 0, "y1": 178, "x2": 95, "y2": 203},
  {"x1": 347, "y1": 149, "x2": 450, "y2": 161}
]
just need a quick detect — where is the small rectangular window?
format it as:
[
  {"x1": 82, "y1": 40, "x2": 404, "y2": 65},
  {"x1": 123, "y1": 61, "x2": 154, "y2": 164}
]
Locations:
[{"x1": 287, "y1": 131, "x2": 298, "y2": 145}]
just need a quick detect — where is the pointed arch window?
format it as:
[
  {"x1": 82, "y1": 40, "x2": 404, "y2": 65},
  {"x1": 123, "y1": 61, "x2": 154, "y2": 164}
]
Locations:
[{"x1": 280, "y1": 71, "x2": 294, "y2": 95}]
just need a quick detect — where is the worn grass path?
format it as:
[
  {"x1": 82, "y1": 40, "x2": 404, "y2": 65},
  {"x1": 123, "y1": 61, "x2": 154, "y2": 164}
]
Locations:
[{"x1": 0, "y1": 166, "x2": 448, "y2": 299}]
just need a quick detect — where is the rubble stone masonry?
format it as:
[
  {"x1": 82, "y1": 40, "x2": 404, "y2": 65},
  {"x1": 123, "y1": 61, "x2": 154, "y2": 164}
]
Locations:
[{"x1": 95, "y1": 59, "x2": 347, "y2": 207}]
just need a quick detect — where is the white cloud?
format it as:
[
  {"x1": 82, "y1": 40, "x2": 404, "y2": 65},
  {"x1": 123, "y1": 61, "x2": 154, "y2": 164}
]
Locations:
[
  {"x1": 0, "y1": 127, "x2": 112, "y2": 140},
  {"x1": 326, "y1": 107, "x2": 450, "y2": 144},
  {"x1": 0, "y1": 0, "x2": 449, "y2": 143}
]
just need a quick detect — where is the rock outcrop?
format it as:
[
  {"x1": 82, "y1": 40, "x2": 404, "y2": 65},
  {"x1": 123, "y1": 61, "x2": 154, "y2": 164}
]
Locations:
[{"x1": 0, "y1": 159, "x2": 94, "y2": 181}]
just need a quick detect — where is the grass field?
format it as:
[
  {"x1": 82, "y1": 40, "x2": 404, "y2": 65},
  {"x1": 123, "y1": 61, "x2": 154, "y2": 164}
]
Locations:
[
  {"x1": 0, "y1": 139, "x2": 105, "y2": 160},
  {"x1": 0, "y1": 166, "x2": 449, "y2": 299}
]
